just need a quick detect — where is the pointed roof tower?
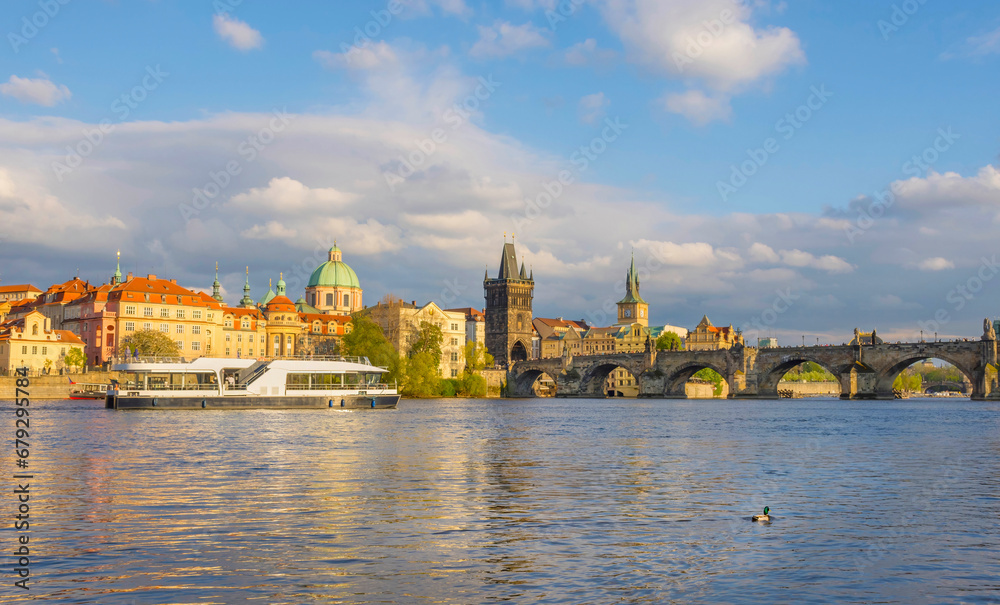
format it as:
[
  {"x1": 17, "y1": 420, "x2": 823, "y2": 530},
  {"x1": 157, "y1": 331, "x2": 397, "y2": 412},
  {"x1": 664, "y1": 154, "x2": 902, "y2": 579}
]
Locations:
[
  {"x1": 258, "y1": 278, "x2": 276, "y2": 307},
  {"x1": 211, "y1": 262, "x2": 224, "y2": 303},
  {"x1": 111, "y1": 250, "x2": 123, "y2": 286},
  {"x1": 617, "y1": 251, "x2": 646, "y2": 304},
  {"x1": 239, "y1": 267, "x2": 255, "y2": 307},
  {"x1": 276, "y1": 272, "x2": 287, "y2": 297}
]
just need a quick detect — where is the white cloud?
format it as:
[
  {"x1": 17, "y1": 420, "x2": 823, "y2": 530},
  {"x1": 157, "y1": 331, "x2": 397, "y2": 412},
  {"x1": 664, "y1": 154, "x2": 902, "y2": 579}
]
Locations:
[
  {"x1": 663, "y1": 89, "x2": 732, "y2": 125},
  {"x1": 916, "y1": 257, "x2": 955, "y2": 271},
  {"x1": 891, "y1": 166, "x2": 1000, "y2": 209},
  {"x1": 314, "y1": 42, "x2": 399, "y2": 71},
  {"x1": 563, "y1": 38, "x2": 617, "y2": 66},
  {"x1": 597, "y1": 0, "x2": 805, "y2": 91},
  {"x1": 469, "y1": 21, "x2": 549, "y2": 58},
  {"x1": 212, "y1": 14, "x2": 264, "y2": 51},
  {"x1": 0, "y1": 75, "x2": 71, "y2": 106},
  {"x1": 229, "y1": 177, "x2": 357, "y2": 213},
  {"x1": 748, "y1": 243, "x2": 852, "y2": 274},
  {"x1": 578, "y1": 92, "x2": 610, "y2": 124},
  {"x1": 242, "y1": 221, "x2": 298, "y2": 239}
]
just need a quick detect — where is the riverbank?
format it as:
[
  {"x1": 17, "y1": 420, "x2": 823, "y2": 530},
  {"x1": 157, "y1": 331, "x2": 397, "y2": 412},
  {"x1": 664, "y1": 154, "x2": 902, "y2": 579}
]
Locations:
[{"x1": 0, "y1": 372, "x2": 117, "y2": 400}]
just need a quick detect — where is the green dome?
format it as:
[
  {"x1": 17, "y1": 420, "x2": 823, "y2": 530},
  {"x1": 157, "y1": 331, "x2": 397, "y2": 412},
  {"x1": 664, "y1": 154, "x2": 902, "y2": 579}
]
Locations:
[{"x1": 308, "y1": 260, "x2": 360, "y2": 288}]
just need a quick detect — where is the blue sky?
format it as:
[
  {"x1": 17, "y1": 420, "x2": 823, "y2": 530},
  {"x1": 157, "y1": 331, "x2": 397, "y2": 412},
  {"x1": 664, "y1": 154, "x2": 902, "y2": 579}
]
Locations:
[{"x1": 1, "y1": 0, "x2": 999, "y2": 343}]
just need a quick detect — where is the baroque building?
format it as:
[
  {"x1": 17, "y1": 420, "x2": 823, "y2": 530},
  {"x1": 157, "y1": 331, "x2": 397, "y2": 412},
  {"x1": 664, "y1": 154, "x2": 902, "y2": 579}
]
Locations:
[
  {"x1": 306, "y1": 245, "x2": 363, "y2": 314},
  {"x1": 484, "y1": 240, "x2": 534, "y2": 366},
  {"x1": 367, "y1": 300, "x2": 467, "y2": 378}
]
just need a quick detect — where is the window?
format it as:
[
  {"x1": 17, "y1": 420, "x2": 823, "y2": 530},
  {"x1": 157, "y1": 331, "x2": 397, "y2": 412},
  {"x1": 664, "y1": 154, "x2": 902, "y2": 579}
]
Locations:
[
  {"x1": 450, "y1": 352, "x2": 458, "y2": 362},
  {"x1": 193, "y1": 310, "x2": 202, "y2": 319},
  {"x1": 160, "y1": 308, "x2": 169, "y2": 318},
  {"x1": 241, "y1": 319, "x2": 249, "y2": 329},
  {"x1": 343, "y1": 294, "x2": 350, "y2": 307},
  {"x1": 260, "y1": 335, "x2": 266, "y2": 343},
  {"x1": 192, "y1": 342, "x2": 201, "y2": 351},
  {"x1": 313, "y1": 323, "x2": 320, "y2": 333},
  {"x1": 248, "y1": 348, "x2": 254, "y2": 356},
  {"x1": 160, "y1": 324, "x2": 169, "y2": 333},
  {"x1": 31, "y1": 346, "x2": 37, "y2": 355},
  {"x1": 225, "y1": 334, "x2": 231, "y2": 342},
  {"x1": 207, "y1": 313, "x2": 214, "y2": 321},
  {"x1": 141, "y1": 323, "x2": 151, "y2": 331},
  {"x1": 225, "y1": 348, "x2": 231, "y2": 356},
  {"x1": 144, "y1": 307, "x2": 153, "y2": 317},
  {"x1": 41, "y1": 347, "x2": 47, "y2": 355},
  {"x1": 176, "y1": 310, "x2": 185, "y2": 319},
  {"x1": 144, "y1": 293, "x2": 150, "y2": 302},
  {"x1": 225, "y1": 319, "x2": 233, "y2": 328},
  {"x1": 450, "y1": 338, "x2": 458, "y2": 346},
  {"x1": 326, "y1": 293, "x2": 333, "y2": 307},
  {"x1": 22, "y1": 346, "x2": 27, "y2": 354},
  {"x1": 451, "y1": 323, "x2": 458, "y2": 331},
  {"x1": 161, "y1": 295, "x2": 167, "y2": 303},
  {"x1": 176, "y1": 325, "x2": 184, "y2": 334},
  {"x1": 32, "y1": 324, "x2": 38, "y2": 336},
  {"x1": 125, "y1": 322, "x2": 135, "y2": 332},
  {"x1": 236, "y1": 334, "x2": 242, "y2": 343},
  {"x1": 83, "y1": 324, "x2": 88, "y2": 332},
  {"x1": 451, "y1": 369, "x2": 458, "y2": 377},
  {"x1": 176, "y1": 341, "x2": 184, "y2": 349},
  {"x1": 192, "y1": 326, "x2": 201, "y2": 335}
]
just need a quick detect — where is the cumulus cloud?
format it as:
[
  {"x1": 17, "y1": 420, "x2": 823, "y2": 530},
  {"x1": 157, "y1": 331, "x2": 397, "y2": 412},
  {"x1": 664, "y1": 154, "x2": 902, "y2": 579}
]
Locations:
[
  {"x1": 469, "y1": 21, "x2": 549, "y2": 58},
  {"x1": 228, "y1": 177, "x2": 357, "y2": 212},
  {"x1": 0, "y1": 75, "x2": 71, "y2": 106},
  {"x1": 578, "y1": 92, "x2": 610, "y2": 124},
  {"x1": 596, "y1": 0, "x2": 805, "y2": 91},
  {"x1": 213, "y1": 14, "x2": 263, "y2": 51},
  {"x1": 915, "y1": 257, "x2": 955, "y2": 271},
  {"x1": 662, "y1": 89, "x2": 732, "y2": 125},
  {"x1": 562, "y1": 38, "x2": 617, "y2": 66},
  {"x1": 314, "y1": 42, "x2": 399, "y2": 71}
]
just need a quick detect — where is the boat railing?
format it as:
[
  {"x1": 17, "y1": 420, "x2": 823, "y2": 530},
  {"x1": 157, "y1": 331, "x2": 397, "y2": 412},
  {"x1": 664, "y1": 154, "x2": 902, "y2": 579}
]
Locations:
[
  {"x1": 113, "y1": 355, "x2": 189, "y2": 364},
  {"x1": 285, "y1": 383, "x2": 396, "y2": 391},
  {"x1": 115, "y1": 383, "x2": 222, "y2": 391}
]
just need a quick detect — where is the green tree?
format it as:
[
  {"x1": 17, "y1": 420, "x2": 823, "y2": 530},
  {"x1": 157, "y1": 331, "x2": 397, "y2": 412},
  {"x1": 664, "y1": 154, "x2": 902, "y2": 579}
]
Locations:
[
  {"x1": 63, "y1": 347, "x2": 86, "y2": 371},
  {"x1": 656, "y1": 331, "x2": 684, "y2": 351},
  {"x1": 693, "y1": 368, "x2": 724, "y2": 397},
  {"x1": 342, "y1": 314, "x2": 402, "y2": 385},
  {"x1": 402, "y1": 350, "x2": 441, "y2": 397},
  {"x1": 409, "y1": 321, "x2": 443, "y2": 367},
  {"x1": 119, "y1": 329, "x2": 181, "y2": 359},
  {"x1": 459, "y1": 372, "x2": 488, "y2": 397},
  {"x1": 463, "y1": 341, "x2": 494, "y2": 371}
]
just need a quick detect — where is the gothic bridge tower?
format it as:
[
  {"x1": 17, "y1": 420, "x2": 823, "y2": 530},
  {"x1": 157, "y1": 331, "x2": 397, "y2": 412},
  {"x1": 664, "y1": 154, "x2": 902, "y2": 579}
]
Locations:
[{"x1": 484, "y1": 239, "x2": 534, "y2": 366}]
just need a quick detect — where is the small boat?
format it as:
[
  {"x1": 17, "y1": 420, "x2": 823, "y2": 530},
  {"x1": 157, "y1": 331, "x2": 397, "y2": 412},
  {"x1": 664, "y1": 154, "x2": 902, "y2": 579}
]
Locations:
[
  {"x1": 105, "y1": 356, "x2": 400, "y2": 410},
  {"x1": 69, "y1": 382, "x2": 109, "y2": 400}
]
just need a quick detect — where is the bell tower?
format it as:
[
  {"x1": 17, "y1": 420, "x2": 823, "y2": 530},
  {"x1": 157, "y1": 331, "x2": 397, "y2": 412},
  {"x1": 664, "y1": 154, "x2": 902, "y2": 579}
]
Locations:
[
  {"x1": 616, "y1": 253, "x2": 648, "y2": 327},
  {"x1": 484, "y1": 238, "x2": 534, "y2": 366}
]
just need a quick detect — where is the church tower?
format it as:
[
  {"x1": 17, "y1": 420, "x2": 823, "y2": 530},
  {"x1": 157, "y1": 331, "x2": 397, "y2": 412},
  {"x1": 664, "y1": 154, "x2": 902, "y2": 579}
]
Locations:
[
  {"x1": 484, "y1": 239, "x2": 534, "y2": 366},
  {"x1": 616, "y1": 253, "x2": 648, "y2": 327}
]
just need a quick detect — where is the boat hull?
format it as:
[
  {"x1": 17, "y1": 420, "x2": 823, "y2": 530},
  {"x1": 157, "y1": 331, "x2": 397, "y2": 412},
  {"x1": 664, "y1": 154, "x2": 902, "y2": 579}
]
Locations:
[{"x1": 106, "y1": 394, "x2": 399, "y2": 410}]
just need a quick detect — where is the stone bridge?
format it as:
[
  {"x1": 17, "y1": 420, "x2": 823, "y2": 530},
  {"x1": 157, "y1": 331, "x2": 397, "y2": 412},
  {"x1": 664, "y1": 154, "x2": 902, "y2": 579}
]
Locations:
[{"x1": 508, "y1": 330, "x2": 1000, "y2": 400}]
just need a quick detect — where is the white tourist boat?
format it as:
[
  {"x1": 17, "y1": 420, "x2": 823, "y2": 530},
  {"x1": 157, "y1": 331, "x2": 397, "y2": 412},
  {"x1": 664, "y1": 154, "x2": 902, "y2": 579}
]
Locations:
[{"x1": 106, "y1": 356, "x2": 399, "y2": 410}]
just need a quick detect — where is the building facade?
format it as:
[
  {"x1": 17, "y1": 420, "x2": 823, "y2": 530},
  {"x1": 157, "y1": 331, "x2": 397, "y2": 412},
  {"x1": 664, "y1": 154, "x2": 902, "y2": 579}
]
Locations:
[
  {"x1": 305, "y1": 245, "x2": 363, "y2": 314},
  {"x1": 0, "y1": 310, "x2": 85, "y2": 374},
  {"x1": 484, "y1": 241, "x2": 534, "y2": 366},
  {"x1": 367, "y1": 300, "x2": 466, "y2": 378},
  {"x1": 687, "y1": 315, "x2": 744, "y2": 351}
]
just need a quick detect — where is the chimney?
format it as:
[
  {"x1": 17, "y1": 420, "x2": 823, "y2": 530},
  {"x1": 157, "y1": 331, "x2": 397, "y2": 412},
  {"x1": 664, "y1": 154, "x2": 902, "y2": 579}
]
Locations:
[
  {"x1": 126, "y1": 272, "x2": 133, "y2": 281},
  {"x1": 147, "y1": 274, "x2": 156, "y2": 280},
  {"x1": 170, "y1": 279, "x2": 177, "y2": 284},
  {"x1": 412, "y1": 300, "x2": 416, "y2": 306}
]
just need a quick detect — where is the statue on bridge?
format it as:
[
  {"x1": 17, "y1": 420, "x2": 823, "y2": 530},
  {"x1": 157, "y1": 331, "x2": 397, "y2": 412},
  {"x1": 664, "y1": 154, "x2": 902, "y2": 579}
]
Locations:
[{"x1": 984, "y1": 318, "x2": 996, "y2": 341}]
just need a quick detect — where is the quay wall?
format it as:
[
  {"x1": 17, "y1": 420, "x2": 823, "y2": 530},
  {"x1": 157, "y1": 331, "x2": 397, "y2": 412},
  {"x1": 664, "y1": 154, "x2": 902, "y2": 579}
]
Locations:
[
  {"x1": 1, "y1": 372, "x2": 118, "y2": 400},
  {"x1": 779, "y1": 381, "x2": 841, "y2": 396}
]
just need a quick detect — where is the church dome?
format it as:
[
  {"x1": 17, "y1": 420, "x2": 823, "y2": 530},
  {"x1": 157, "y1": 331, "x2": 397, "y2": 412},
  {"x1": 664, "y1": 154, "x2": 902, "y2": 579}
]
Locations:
[{"x1": 308, "y1": 245, "x2": 361, "y2": 288}]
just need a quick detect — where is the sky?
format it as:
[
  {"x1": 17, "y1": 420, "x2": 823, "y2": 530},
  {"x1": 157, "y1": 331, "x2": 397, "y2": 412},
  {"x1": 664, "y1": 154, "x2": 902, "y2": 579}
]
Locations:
[{"x1": 1, "y1": 0, "x2": 999, "y2": 345}]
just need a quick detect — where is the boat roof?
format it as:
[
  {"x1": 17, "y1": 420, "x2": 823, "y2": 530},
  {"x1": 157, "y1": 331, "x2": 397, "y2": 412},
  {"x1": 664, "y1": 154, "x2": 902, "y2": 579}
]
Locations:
[{"x1": 110, "y1": 356, "x2": 386, "y2": 373}]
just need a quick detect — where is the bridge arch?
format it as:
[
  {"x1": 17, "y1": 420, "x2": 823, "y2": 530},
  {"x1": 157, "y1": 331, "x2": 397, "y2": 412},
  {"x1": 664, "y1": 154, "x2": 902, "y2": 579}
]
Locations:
[
  {"x1": 508, "y1": 367, "x2": 558, "y2": 398},
  {"x1": 578, "y1": 362, "x2": 641, "y2": 398},
  {"x1": 756, "y1": 357, "x2": 854, "y2": 398},
  {"x1": 875, "y1": 355, "x2": 976, "y2": 398},
  {"x1": 663, "y1": 361, "x2": 730, "y2": 398}
]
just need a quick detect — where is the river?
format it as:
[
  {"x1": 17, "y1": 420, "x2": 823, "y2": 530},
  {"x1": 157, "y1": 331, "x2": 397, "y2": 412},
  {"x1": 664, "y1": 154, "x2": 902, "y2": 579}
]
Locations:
[{"x1": 2, "y1": 397, "x2": 998, "y2": 604}]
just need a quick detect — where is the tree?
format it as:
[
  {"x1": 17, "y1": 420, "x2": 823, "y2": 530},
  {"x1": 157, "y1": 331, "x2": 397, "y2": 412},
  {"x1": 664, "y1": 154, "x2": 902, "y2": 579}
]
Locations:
[
  {"x1": 463, "y1": 341, "x2": 494, "y2": 371},
  {"x1": 342, "y1": 314, "x2": 402, "y2": 385},
  {"x1": 119, "y1": 329, "x2": 181, "y2": 359},
  {"x1": 656, "y1": 331, "x2": 684, "y2": 351},
  {"x1": 693, "y1": 368, "x2": 724, "y2": 397},
  {"x1": 409, "y1": 321, "x2": 443, "y2": 367},
  {"x1": 402, "y1": 350, "x2": 441, "y2": 397},
  {"x1": 459, "y1": 372, "x2": 488, "y2": 397},
  {"x1": 63, "y1": 347, "x2": 86, "y2": 372}
]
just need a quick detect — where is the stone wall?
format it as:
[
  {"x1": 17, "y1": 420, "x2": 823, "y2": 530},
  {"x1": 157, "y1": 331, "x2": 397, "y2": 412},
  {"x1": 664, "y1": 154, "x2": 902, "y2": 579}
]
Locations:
[
  {"x1": 1, "y1": 371, "x2": 118, "y2": 400},
  {"x1": 779, "y1": 381, "x2": 841, "y2": 396}
]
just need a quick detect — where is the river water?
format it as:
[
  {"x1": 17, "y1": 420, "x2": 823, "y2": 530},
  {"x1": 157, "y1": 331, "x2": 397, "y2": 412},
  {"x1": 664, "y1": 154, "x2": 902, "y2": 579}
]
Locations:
[{"x1": 2, "y1": 397, "x2": 999, "y2": 604}]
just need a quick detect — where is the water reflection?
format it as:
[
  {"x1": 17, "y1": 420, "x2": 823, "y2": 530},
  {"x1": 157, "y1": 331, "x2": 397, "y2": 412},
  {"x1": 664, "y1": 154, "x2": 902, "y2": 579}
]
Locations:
[{"x1": 1, "y1": 398, "x2": 998, "y2": 603}]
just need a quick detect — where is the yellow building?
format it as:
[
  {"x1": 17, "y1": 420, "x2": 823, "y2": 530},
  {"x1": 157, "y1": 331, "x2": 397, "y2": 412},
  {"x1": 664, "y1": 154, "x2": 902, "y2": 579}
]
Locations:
[
  {"x1": 367, "y1": 300, "x2": 466, "y2": 378},
  {"x1": 0, "y1": 310, "x2": 85, "y2": 374},
  {"x1": 687, "y1": 315, "x2": 743, "y2": 351},
  {"x1": 0, "y1": 284, "x2": 42, "y2": 304}
]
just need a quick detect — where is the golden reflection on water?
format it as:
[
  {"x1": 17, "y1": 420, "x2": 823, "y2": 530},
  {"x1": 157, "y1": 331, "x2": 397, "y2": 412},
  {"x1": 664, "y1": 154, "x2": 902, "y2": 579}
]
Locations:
[{"x1": 1, "y1": 398, "x2": 998, "y2": 603}]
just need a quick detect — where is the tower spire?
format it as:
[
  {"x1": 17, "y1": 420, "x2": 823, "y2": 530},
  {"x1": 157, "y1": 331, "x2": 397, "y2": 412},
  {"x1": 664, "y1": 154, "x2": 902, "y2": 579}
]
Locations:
[
  {"x1": 240, "y1": 266, "x2": 254, "y2": 307},
  {"x1": 211, "y1": 262, "x2": 224, "y2": 302},
  {"x1": 112, "y1": 250, "x2": 122, "y2": 285}
]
